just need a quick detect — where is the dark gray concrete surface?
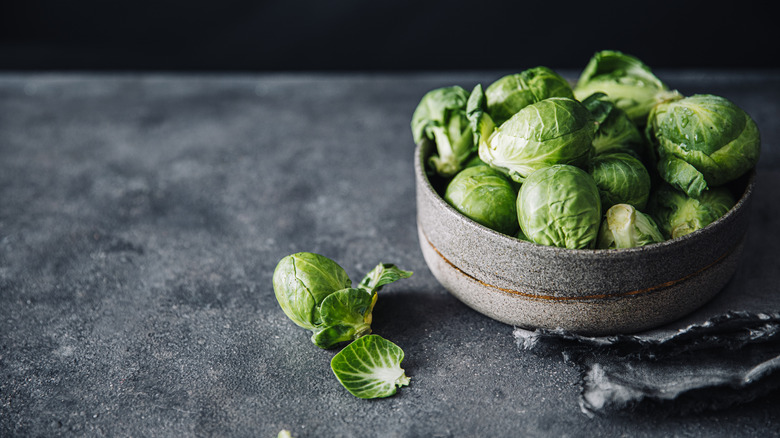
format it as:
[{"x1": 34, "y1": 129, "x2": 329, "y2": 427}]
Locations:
[{"x1": 1, "y1": 71, "x2": 779, "y2": 437}]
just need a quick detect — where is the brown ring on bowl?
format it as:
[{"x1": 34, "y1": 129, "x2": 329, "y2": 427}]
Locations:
[{"x1": 420, "y1": 225, "x2": 745, "y2": 302}]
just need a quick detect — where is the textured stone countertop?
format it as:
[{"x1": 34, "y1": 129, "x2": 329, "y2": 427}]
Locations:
[{"x1": 1, "y1": 71, "x2": 779, "y2": 437}]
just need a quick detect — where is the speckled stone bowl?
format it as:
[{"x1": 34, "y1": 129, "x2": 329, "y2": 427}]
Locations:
[{"x1": 415, "y1": 140, "x2": 755, "y2": 335}]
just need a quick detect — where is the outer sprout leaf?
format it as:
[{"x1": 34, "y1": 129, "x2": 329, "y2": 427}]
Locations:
[
  {"x1": 311, "y1": 324, "x2": 362, "y2": 350},
  {"x1": 319, "y1": 288, "x2": 373, "y2": 326},
  {"x1": 330, "y1": 335, "x2": 410, "y2": 399},
  {"x1": 358, "y1": 263, "x2": 413, "y2": 294},
  {"x1": 311, "y1": 288, "x2": 375, "y2": 349},
  {"x1": 466, "y1": 83, "x2": 498, "y2": 157},
  {"x1": 656, "y1": 154, "x2": 709, "y2": 199}
]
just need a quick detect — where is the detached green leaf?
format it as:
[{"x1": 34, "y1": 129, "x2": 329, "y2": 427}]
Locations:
[
  {"x1": 358, "y1": 263, "x2": 413, "y2": 294},
  {"x1": 331, "y1": 335, "x2": 410, "y2": 399}
]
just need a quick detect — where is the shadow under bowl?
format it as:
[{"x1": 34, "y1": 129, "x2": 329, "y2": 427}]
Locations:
[{"x1": 415, "y1": 140, "x2": 755, "y2": 335}]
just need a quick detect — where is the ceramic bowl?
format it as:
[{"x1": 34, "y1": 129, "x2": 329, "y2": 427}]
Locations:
[{"x1": 415, "y1": 139, "x2": 755, "y2": 335}]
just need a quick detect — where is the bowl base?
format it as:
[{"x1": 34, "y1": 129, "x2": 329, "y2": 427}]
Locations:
[{"x1": 418, "y1": 222, "x2": 744, "y2": 335}]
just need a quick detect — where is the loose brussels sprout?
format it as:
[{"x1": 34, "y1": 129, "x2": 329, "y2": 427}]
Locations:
[
  {"x1": 273, "y1": 252, "x2": 412, "y2": 349},
  {"x1": 411, "y1": 86, "x2": 475, "y2": 177},
  {"x1": 485, "y1": 66, "x2": 575, "y2": 126},
  {"x1": 597, "y1": 204, "x2": 664, "y2": 249},
  {"x1": 478, "y1": 97, "x2": 597, "y2": 183},
  {"x1": 647, "y1": 94, "x2": 761, "y2": 199},
  {"x1": 649, "y1": 185, "x2": 735, "y2": 240},
  {"x1": 581, "y1": 92, "x2": 647, "y2": 158},
  {"x1": 574, "y1": 50, "x2": 680, "y2": 125},
  {"x1": 588, "y1": 152, "x2": 652, "y2": 211},
  {"x1": 273, "y1": 252, "x2": 351, "y2": 330},
  {"x1": 517, "y1": 165, "x2": 602, "y2": 249},
  {"x1": 444, "y1": 165, "x2": 519, "y2": 236}
]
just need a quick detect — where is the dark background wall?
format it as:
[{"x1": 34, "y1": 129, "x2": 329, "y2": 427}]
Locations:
[{"x1": 1, "y1": 0, "x2": 778, "y2": 72}]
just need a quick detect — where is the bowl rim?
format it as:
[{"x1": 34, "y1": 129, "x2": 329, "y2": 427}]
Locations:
[{"x1": 415, "y1": 139, "x2": 756, "y2": 260}]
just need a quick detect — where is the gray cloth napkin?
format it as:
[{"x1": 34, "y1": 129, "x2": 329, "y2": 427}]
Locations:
[
  {"x1": 513, "y1": 182, "x2": 780, "y2": 415},
  {"x1": 515, "y1": 311, "x2": 780, "y2": 415}
]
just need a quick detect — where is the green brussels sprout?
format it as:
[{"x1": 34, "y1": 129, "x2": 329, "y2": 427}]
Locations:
[
  {"x1": 444, "y1": 165, "x2": 519, "y2": 236},
  {"x1": 574, "y1": 50, "x2": 680, "y2": 125},
  {"x1": 648, "y1": 185, "x2": 735, "y2": 240},
  {"x1": 478, "y1": 97, "x2": 597, "y2": 183},
  {"x1": 485, "y1": 66, "x2": 575, "y2": 126},
  {"x1": 581, "y1": 92, "x2": 647, "y2": 158},
  {"x1": 411, "y1": 86, "x2": 475, "y2": 177},
  {"x1": 517, "y1": 165, "x2": 602, "y2": 249},
  {"x1": 273, "y1": 252, "x2": 412, "y2": 349},
  {"x1": 597, "y1": 204, "x2": 664, "y2": 249},
  {"x1": 273, "y1": 252, "x2": 352, "y2": 330},
  {"x1": 647, "y1": 94, "x2": 761, "y2": 198},
  {"x1": 588, "y1": 152, "x2": 652, "y2": 211}
]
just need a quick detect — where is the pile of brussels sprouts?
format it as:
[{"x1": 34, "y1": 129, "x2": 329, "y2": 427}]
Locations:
[{"x1": 412, "y1": 50, "x2": 761, "y2": 249}]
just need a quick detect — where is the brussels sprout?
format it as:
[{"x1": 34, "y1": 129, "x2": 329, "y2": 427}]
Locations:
[
  {"x1": 411, "y1": 86, "x2": 475, "y2": 177},
  {"x1": 517, "y1": 165, "x2": 602, "y2": 249},
  {"x1": 273, "y1": 252, "x2": 412, "y2": 349},
  {"x1": 478, "y1": 97, "x2": 597, "y2": 183},
  {"x1": 574, "y1": 50, "x2": 680, "y2": 125},
  {"x1": 273, "y1": 252, "x2": 352, "y2": 330},
  {"x1": 581, "y1": 93, "x2": 647, "y2": 158},
  {"x1": 648, "y1": 94, "x2": 761, "y2": 198},
  {"x1": 330, "y1": 334, "x2": 410, "y2": 399},
  {"x1": 485, "y1": 66, "x2": 575, "y2": 126},
  {"x1": 649, "y1": 185, "x2": 735, "y2": 239},
  {"x1": 588, "y1": 152, "x2": 652, "y2": 211},
  {"x1": 597, "y1": 204, "x2": 664, "y2": 249},
  {"x1": 444, "y1": 165, "x2": 519, "y2": 236}
]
